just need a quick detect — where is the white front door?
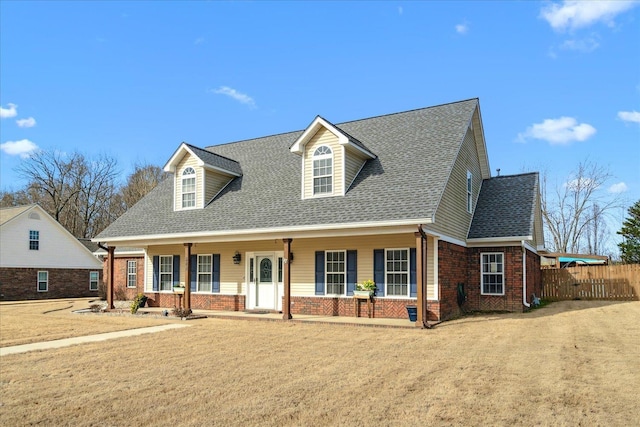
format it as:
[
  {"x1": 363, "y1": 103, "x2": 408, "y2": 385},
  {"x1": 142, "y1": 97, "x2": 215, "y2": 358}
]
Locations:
[{"x1": 256, "y1": 256, "x2": 275, "y2": 310}]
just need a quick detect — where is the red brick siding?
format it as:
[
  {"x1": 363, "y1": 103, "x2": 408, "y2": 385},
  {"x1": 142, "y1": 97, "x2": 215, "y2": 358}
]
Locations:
[
  {"x1": 103, "y1": 257, "x2": 145, "y2": 301},
  {"x1": 144, "y1": 292, "x2": 245, "y2": 311},
  {"x1": 437, "y1": 241, "x2": 468, "y2": 320},
  {"x1": 526, "y1": 248, "x2": 542, "y2": 302},
  {"x1": 0, "y1": 267, "x2": 101, "y2": 300},
  {"x1": 289, "y1": 296, "x2": 419, "y2": 319},
  {"x1": 467, "y1": 246, "x2": 525, "y2": 312}
]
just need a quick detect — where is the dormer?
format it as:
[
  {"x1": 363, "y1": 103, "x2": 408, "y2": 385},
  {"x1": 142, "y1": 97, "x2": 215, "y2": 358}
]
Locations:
[
  {"x1": 164, "y1": 143, "x2": 242, "y2": 211},
  {"x1": 290, "y1": 116, "x2": 376, "y2": 199}
]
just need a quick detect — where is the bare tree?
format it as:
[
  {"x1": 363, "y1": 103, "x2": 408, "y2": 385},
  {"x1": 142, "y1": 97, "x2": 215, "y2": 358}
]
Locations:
[
  {"x1": 120, "y1": 163, "x2": 168, "y2": 210},
  {"x1": 15, "y1": 150, "x2": 83, "y2": 222},
  {"x1": 4, "y1": 153, "x2": 164, "y2": 238},
  {"x1": 541, "y1": 160, "x2": 621, "y2": 253},
  {"x1": 14, "y1": 149, "x2": 120, "y2": 238}
]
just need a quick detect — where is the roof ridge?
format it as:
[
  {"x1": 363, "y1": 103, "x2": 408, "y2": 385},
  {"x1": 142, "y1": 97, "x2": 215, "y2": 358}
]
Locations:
[
  {"x1": 184, "y1": 142, "x2": 241, "y2": 165},
  {"x1": 204, "y1": 98, "x2": 479, "y2": 150}
]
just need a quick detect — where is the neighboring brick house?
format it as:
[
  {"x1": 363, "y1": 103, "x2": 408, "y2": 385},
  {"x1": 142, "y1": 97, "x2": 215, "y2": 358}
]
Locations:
[
  {"x1": 94, "y1": 247, "x2": 145, "y2": 300},
  {"x1": 94, "y1": 98, "x2": 544, "y2": 325},
  {"x1": 0, "y1": 204, "x2": 102, "y2": 300}
]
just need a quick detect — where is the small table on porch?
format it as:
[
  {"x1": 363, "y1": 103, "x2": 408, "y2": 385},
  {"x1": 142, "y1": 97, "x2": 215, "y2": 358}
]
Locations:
[{"x1": 353, "y1": 294, "x2": 373, "y2": 318}]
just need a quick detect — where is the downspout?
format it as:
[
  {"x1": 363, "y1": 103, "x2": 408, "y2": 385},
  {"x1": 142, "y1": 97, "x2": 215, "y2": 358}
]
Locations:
[{"x1": 521, "y1": 240, "x2": 530, "y2": 308}]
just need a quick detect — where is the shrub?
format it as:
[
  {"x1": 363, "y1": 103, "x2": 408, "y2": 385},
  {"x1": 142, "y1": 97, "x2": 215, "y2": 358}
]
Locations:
[
  {"x1": 130, "y1": 293, "x2": 147, "y2": 314},
  {"x1": 114, "y1": 287, "x2": 127, "y2": 301},
  {"x1": 172, "y1": 307, "x2": 192, "y2": 318}
]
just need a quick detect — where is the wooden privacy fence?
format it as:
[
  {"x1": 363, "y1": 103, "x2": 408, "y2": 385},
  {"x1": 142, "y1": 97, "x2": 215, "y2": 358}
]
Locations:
[{"x1": 541, "y1": 264, "x2": 640, "y2": 301}]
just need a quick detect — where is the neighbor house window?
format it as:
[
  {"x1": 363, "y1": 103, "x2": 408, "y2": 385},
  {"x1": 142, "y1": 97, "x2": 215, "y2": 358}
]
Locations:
[
  {"x1": 37, "y1": 271, "x2": 48, "y2": 292},
  {"x1": 386, "y1": 249, "x2": 409, "y2": 296},
  {"x1": 325, "y1": 250, "x2": 346, "y2": 294},
  {"x1": 29, "y1": 230, "x2": 39, "y2": 250},
  {"x1": 89, "y1": 271, "x2": 99, "y2": 291},
  {"x1": 127, "y1": 260, "x2": 137, "y2": 288},
  {"x1": 481, "y1": 253, "x2": 504, "y2": 295},
  {"x1": 159, "y1": 255, "x2": 173, "y2": 291},
  {"x1": 467, "y1": 170, "x2": 473, "y2": 213},
  {"x1": 181, "y1": 167, "x2": 196, "y2": 208},
  {"x1": 313, "y1": 146, "x2": 333, "y2": 195},
  {"x1": 197, "y1": 254, "x2": 212, "y2": 292}
]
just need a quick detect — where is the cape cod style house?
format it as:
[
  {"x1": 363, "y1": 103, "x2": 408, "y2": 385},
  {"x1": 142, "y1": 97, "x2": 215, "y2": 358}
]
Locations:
[
  {"x1": 94, "y1": 99, "x2": 544, "y2": 325},
  {"x1": 0, "y1": 204, "x2": 103, "y2": 300}
]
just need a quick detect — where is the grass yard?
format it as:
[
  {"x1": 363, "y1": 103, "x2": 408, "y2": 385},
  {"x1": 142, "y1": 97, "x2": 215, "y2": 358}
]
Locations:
[{"x1": 0, "y1": 300, "x2": 638, "y2": 426}]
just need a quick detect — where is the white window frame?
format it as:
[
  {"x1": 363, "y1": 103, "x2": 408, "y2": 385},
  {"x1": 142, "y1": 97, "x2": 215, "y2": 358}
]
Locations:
[
  {"x1": 159, "y1": 255, "x2": 173, "y2": 292},
  {"x1": 181, "y1": 167, "x2": 196, "y2": 209},
  {"x1": 385, "y1": 248, "x2": 410, "y2": 297},
  {"x1": 481, "y1": 252, "x2": 504, "y2": 295},
  {"x1": 197, "y1": 254, "x2": 213, "y2": 293},
  {"x1": 89, "y1": 271, "x2": 99, "y2": 291},
  {"x1": 29, "y1": 230, "x2": 39, "y2": 250},
  {"x1": 467, "y1": 170, "x2": 473, "y2": 213},
  {"x1": 325, "y1": 250, "x2": 346, "y2": 295},
  {"x1": 312, "y1": 146, "x2": 333, "y2": 196},
  {"x1": 127, "y1": 260, "x2": 137, "y2": 288},
  {"x1": 37, "y1": 271, "x2": 48, "y2": 292}
]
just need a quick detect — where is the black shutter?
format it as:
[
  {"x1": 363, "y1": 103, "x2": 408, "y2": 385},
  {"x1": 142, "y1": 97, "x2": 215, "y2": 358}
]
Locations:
[
  {"x1": 346, "y1": 250, "x2": 357, "y2": 296},
  {"x1": 315, "y1": 251, "x2": 325, "y2": 295},
  {"x1": 373, "y1": 249, "x2": 385, "y2": 296}
]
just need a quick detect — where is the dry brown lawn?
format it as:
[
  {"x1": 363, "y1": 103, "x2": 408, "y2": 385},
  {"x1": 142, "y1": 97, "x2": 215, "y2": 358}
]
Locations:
[{"x1": 0, "y1": 300, "x2": 638, "y2": 426}]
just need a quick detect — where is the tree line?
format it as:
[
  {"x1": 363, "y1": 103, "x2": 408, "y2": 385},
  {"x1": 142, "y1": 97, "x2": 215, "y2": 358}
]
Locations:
[{"x1": 0, "y1": 149, "x2": 167, "y2": 239}]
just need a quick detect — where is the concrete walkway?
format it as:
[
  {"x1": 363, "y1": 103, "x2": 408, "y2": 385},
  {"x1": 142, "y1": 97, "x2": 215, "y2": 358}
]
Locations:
[{"x1": 0, "y1": 323, "x2": 190, "y2": 356}]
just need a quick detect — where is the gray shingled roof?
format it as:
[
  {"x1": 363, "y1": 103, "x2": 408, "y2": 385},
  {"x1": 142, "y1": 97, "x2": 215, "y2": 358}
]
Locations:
[
  {"x1": 97, "y1": 99, "x2": 479, "y2": 240},
  {"x1": 185, "y1": 143, "x2": 243, "y2": 176},
  {"x1": 468, "y1": 172, "x2": 539, "y2": 239}
]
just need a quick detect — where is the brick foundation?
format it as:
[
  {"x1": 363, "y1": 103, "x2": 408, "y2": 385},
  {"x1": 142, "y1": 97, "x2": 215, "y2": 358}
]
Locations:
[
  {"x1": 0, "y1": 267, "x2": 101, "y2": 300},
  {"x1": 144, "y1": 292, "x2": 245, "y2": 312}
]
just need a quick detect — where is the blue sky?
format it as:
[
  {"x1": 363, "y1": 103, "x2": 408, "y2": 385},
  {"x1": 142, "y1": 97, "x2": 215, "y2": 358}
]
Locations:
[{"x1": 1, "y1": 1, "x2": 639, "y2": 250}]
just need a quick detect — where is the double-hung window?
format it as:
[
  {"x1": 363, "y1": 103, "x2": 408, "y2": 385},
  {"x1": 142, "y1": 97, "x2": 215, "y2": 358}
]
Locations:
[
  {"x1": 127, "y1": 260, "x2": 137, "y2": 288},
  {"x1": 159, "y1": 255, "x2": 173, "y2": 291},
  {"x1": 89, "y1": 271, "x2": 99, "y2": 291},
  {"x1": 197, "y1": 254, "x2": 212, "y2": 292},
  {"x1": 29, "y1": 230, "x2": 39, "y2": 250},
  {"x1": 481, "y1": 253, "x2": 504, "y2": 295},
  {"x1": 325, "y1": 251, "x2": 346, "y2": 295},
  {"x1": 313, "y1": 146, "x2": 333, "y2": 195},
  {"x1": 37, "y1": 271, "x2": 48, "y2": 292},
  {"x1": 386, "y1": 249, "x2": 409, "y2": 296},
  {"x1": 181, "y1": 167, "x2": 196, "y2": 208}
]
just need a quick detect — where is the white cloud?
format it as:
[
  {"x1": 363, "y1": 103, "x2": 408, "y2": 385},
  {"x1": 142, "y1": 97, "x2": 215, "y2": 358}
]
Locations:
[
  {"x1": 0, "y1": 139, "x2": 39, "y2": 158},
  {"x1": 540, "y1": 0, "x2": 639, "y2": 31},
  {"x1": 618, "y1": 110, "x2": 640, "y2": 123},
  {"x1": 565, "y1": 177, "x2": 596, "y2": 191},
  {"x1": 211, "y1": 86, "x2": 256, "y2": 108},
  {"x1": 455, "y1": 23, "x2": 468, "y2": 34},
  {"x1": 398, "y1": 6, "x2": 403, "y2": 15},
  {"x1": 559, "y1": 35, "x2": 600, "y2": 52},
  {"x1": 1, "y1": 103, "x2": 18, "y2": 119},
  {"x1": 517, "y1": 117, "x2": 597, "y2": 145},
  {"x1": 16, "y1": 117, "x2": 37, "y2": 128},
  {"x1": 609, "y1": 182, "x2": 628, "y2": 193},
  {"x1": 194, "y1": 37, "x2": 205, "y2": 45}
]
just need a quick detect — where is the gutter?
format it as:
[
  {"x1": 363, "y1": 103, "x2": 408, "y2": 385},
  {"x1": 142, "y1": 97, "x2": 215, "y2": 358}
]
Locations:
[{"x1": 521, "y1": 240, "x2": 530, "y2": 308}]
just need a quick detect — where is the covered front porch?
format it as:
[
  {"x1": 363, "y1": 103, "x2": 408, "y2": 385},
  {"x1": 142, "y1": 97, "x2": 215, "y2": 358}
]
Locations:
[{"x1": 102, "y1": 227, "x2": 436, "y2": 328}]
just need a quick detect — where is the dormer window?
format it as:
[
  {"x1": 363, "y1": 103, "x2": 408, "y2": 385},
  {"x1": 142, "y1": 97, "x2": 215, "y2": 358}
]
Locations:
[
  {"x1": 313, "y1": 146, "x2": 333, "y2": 195},
  {"x1": 182, "y1": 167, "x2": 196, "y2": 208}
]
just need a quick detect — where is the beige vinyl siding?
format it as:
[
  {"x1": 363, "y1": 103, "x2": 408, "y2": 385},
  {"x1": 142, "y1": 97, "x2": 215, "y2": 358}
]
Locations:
[
  {"x1": 144, "y1": 233, "x2": 437, "y2": 300},
  {"x1": 204, "y1": 170, "x2": 232, "y2": 204},
  {"x1": 344, "y1": 147, "x2": 368, "y2": 192},
  {"x1": 174, "y1": 155, "x2": 202, "y2": 210},
  {"x1": 303, "y1": 128, "x2": 343, "y2": 198},
  {"x1": 430, "y1": 127, "x2": 483, "y2": 241}
]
